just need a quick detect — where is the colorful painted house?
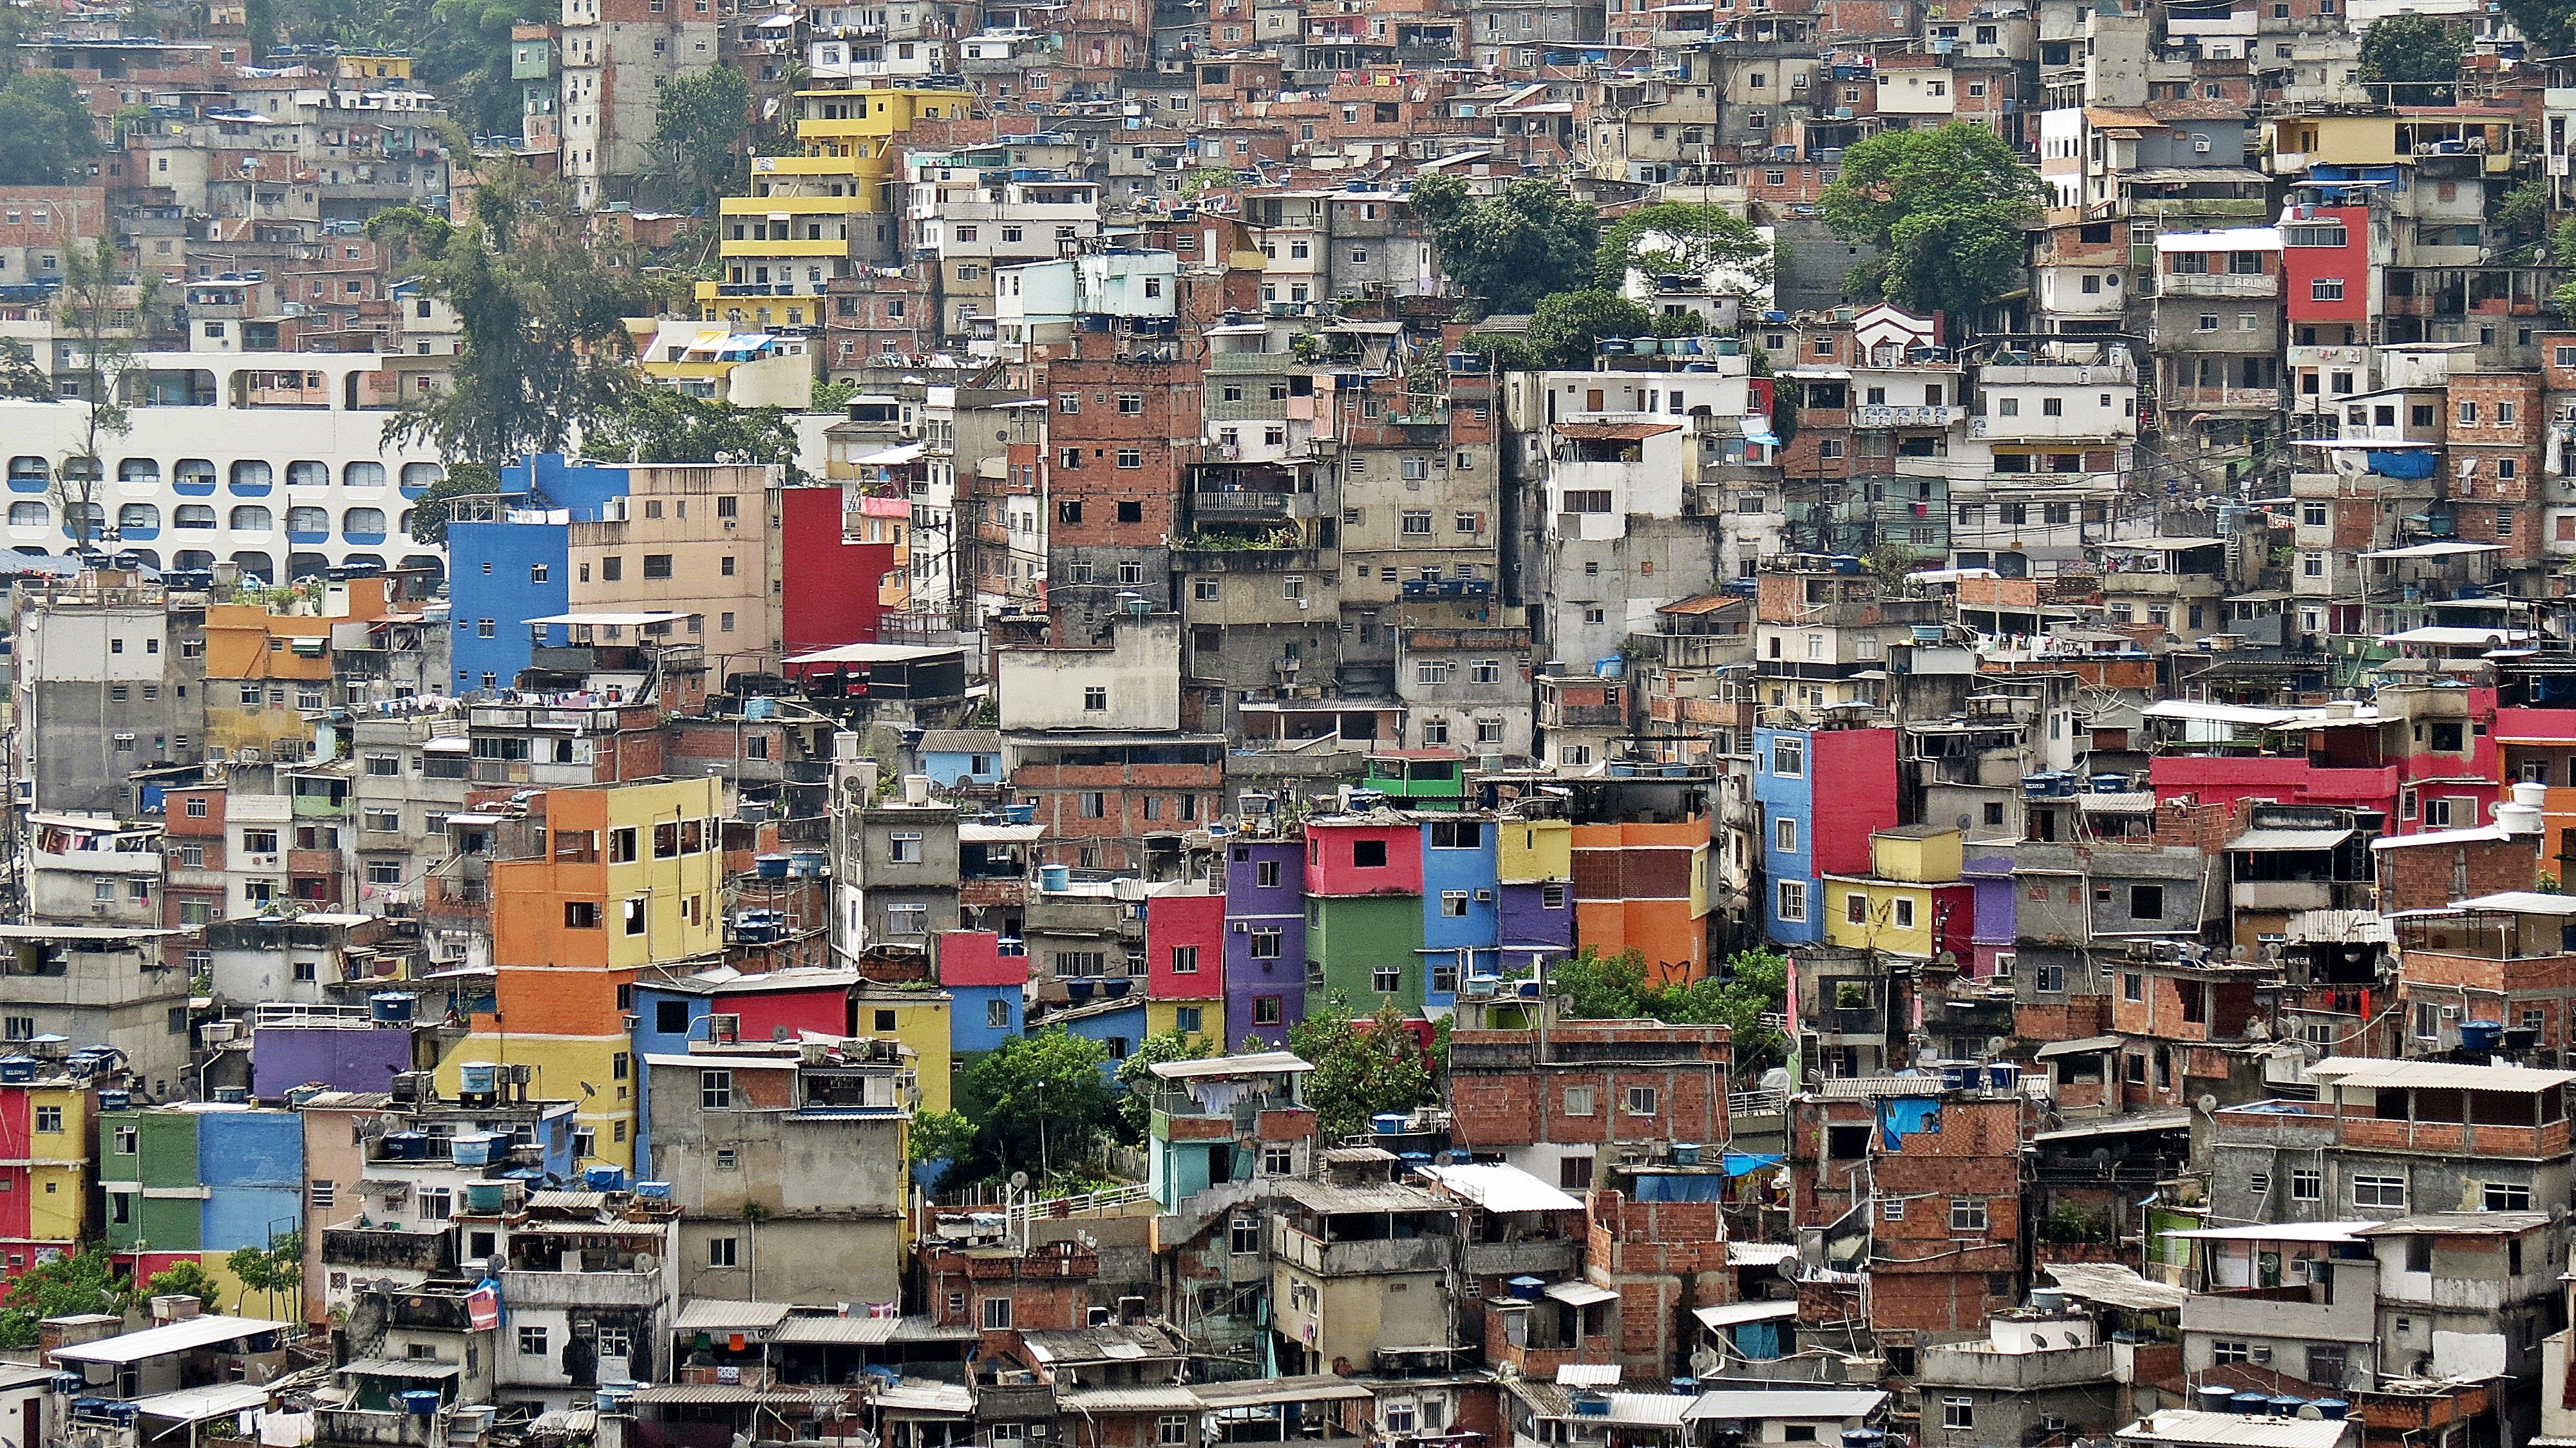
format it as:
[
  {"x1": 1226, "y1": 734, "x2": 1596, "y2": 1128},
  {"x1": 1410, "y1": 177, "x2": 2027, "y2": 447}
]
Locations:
[
  {"x1": 853, "y1": 987, "x2": 956, "y2": 1114},
  {"x1": 1306, "y1": 816, "x2": 1427, "y2": 1017},
  {"x1": 1820, "y1": 825, "x2": 1976, "y2": 962},
  {"x1": 1494, "y1": 811, "x2": 1576, "y2": 978},
  {"x1": 1751, "y1": 725, "x2": 1900, "y2": 945},
  {"x1": 99, "y1": 1103, "x2": 304, "y2": 1303},
  {"x1": 443, "y1": 775, "x2": 728, "y2": 1168},
  {"x1": 1224, "y1": 837, "x2": 1309, "y2": 1047},
  {"x1": 938, "y1": 929, "x2": 1030, "y2": 1059},
  {"x1": 1144, "y1": 884, "x2": 1226, "y2": 1045},
  {"x1": 1569, "y1": 818, "x2": 1712, "y2": 984},
  {"x1": 1419, "y1": 815, "x2": 1501, "y2": 1015},
  {"x1": 632, "y1": 965, "x2": 867, "y2": 1167},
  {"x1": 0, "y1": 1064, "x2": 95, "y2": 1282}
]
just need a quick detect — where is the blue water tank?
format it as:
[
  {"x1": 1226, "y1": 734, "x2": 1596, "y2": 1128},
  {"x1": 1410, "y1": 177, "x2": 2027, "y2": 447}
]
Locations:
[
  {"x1": 0, "y1": 1057, "x2": 38, "y2": 1083},
  {"x1": 1372, "y1": 1112, "x2": 1408, "y2": 1134},
  {"x1": 2268, "y1": 1397, "x2": 2306, "y2": 1418},
  {"x1": 370, "y1": 992, "x2": 414, "y2": 1024},
  {"x1": 2231, "y1": 1393, "x2": 2271, "y2": 1416},
  {"x1": 457, "y1": 1062, "x2": 498, "y2": 1095},
  {"x1": 2461, "y1": 1020, "x2": 2504, "y2": 1050},
  {"x1": 1672, "y1": 1142, "x2": 1701, "y2": 1166},
  {"x1": 2313, "y1": 1401, "x2": 2349, "y2": 1421},
  {"x1": 1987, "y1": 1063, "x2": 2021, "y2": 1091},
  {"x1": 398, "y1": 1391, "x2": 442, "y2": 1418},
  {"x1": 1039, "y1": 864, "x2": 1072, "y2": 891},
  {"x1": 585, "y1": 1166, "x2": 627, "y2": 1192},
  {"x1": 1506, "y1": 1275, "x2": 1545, "y2": 1300},
  {"x1": 634, "y1": 1180, "x2": 674, "y2": 1200},
  {"x1": 753, "y1": 853, "x2": 790, "y2": 880}
]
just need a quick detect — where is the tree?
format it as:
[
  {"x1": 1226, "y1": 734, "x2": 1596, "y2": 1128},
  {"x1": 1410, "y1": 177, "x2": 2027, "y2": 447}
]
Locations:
[
  {"x1": 1289, "y1": 1000, "x2": 1435, "y2": 1143},
  {"x1": 52, "y1": 237, "x2": 166, "y2": 555},
  {"x1": 406, "y1": 462, "x2": 503, "y2": 545},
  {"x1": 1410, "y1": 171, "x2": 1600, "y2": 316},
  {"x1": 1819, "y1": 122, "x2": 2048, "y2": 329},
  {"x1": 368, "y1": 167, "x2": 646, "y2": 468},
  {"x1": 650, "y1": 66, "x2": 751, "y2": 214},
  {"x1": 907, "y1": 1109, "x2": 976, "y2": 1190},
  {"x1": 584, "y1": 388, "x2": 808, "y2": 481},
  {"x1": 1595, "y1": 202, "x2": 1772, "y2": 295},
  {"x1": 1545, "y1": 947, "x2": 1790, "y2": 1074},
  {"x1": 0, "y1": 71, "x2": 99, "y2": 186},
  {"x1": 2499, "y1": 0, "x2": 2574, "y2": 55},
  {"x1": 0, "y1": 339, "x2": 50, "y2": 401},
  {"x1": 1526, "y1": 289, "x2": 1654, "y2": 368},
  {"x1": 954, "y1": 1028, "x2": 1117, "y2": 1181},
  {"x1": 1546, "y1": 949, "x2": 1653, "y2": 1020},
  {"x1": 142, "y1": 1260, "x2": 224, "y2": 1312},
  {"x1": 2497, "y1": 176, "x2": 2553, "y2": 258},
  {"x1": 227, "y1": 1232, "x2": 303, "y2": 1321},
  {"x1": 1113, "y1": 1031, "x2": 1213, "y2": 1139},
  {"x1": 0, "y1": 1246, "x2": 126, "y2": 1348},
  {"x1": 2358, "y1": 15, "x2": 2461, "y2": 104}
]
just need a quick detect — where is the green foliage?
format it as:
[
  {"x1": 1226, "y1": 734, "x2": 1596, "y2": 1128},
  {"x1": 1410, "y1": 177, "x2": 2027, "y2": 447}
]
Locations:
[
  {"x1": 143, "y1": 1260, "x2": 223, "y2": 1311},
  {"x1": 370, "y1": 169, "x2": 645, "y2": 466},
  {"x1": 1457, "y1": 332, "x2": 1539, "y2": 372},
  {"x1": 0, "y1": 339, "x2": 50, "y2": 402},
  {"x1": 2357, "y1": 15, "x2": 2461, "y2": 104},
  {"x1": 227, "y1": 1232, "x2": 302, "y2": 1320},
  {"x1": 0, "y1": 71, "x2": 99, "y2": 186},
  {"x1": 1595, "y1": 202, "x2": 1772, "y2": 294},
  {"x1": 585, "y1": 389, "x2": 806, "y2": 482},
  {"x1": 1546, "y1": 948, "x2": 1790, "y2": 1074},
  {"x1": 1179, "y1": 166, "x2": 1240, "y2": 198},
  {"x1": 907, "y1": 1109, "x2": 976, "y2": 1167},
  {"x1": 651, "y1": 66, "x2": 751, "y2": 214},
  {"x1": 811, "y1": 378, "x2": 860, "y2": 412},
  {"x1": 955, "y1": 1028, "x2": 1117, "y2": 1181},
  {"x1": 406, "y1": 462, "x2": 503, "y2": 544},
  {"x1": 53, "y1": 237, "x2": 166, "y2": 553},
  {"x1": 1289, "y1": 999, "x2": 1435, "y2": 1142},
  {"x1": 0, "y1": 1246, "x2": 127, "y2": 1348},
  {"x1": 2499, "y1": 0, "x2": 2574, "y2": 54},
  {"x1": 1410, "y1": 171, "x2": 1601, "y2": 316},
  {"x1": 274, "y1": 0, "x2": 549, "y2": 138},
  {"x1": 1113, "y1": 1031, "x2": 1213, "y2": 1139},
  {"x1": 1526, "y1": 289, "x2": 1654, "y2": 368},
  {"x1": 1819, "y1": 122, "x2": 2047, "y2": 327},
  {"x1": 2496, "y1": 176, "x2": 2552, "y2": 257}
]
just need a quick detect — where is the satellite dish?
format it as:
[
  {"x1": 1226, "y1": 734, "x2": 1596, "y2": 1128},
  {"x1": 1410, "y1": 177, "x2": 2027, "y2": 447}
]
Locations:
[
  {"x1": 2197, "y1": 1093, "x2": 2221, "y2": 1115},
  {"x1": 1010, "y1": 1170, "x2": 1030, "y2": 1191}
]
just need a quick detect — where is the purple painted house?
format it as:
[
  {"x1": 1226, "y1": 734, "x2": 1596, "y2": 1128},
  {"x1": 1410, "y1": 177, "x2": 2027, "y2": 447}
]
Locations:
[
  {"x1": 1962, "y1": 853, "x2": 2017, "y2": 978},
  {"x1": 1223, "y1": 837, "x2": 1307, "y2": 1047},
  {"x1": 1497, "y1": 882, "x2": 1575, "y2": 976},
  {"x1": 251, "y1": 1024, "x2": 415, "y2": 1101}
]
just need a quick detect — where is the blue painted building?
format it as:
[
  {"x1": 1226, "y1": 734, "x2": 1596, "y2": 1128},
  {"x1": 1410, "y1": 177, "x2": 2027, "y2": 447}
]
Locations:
[
  {"x1": 442, "y1": 455, "x2": 636, "y2": 694},
  {"x1": 918, "y1": 729, "x2": 1005, "y2": 789},
  {"x1": 1418, "y1": 817, "x2": 1499, "y2": 1016},
  {"x1": 1750, "y1": 725, "x2": 1899, "y2": 944},
  {"x1": 1050, "y1": 995, "x2": 1148, "y2": 1078},
  {"x1": 937, "y1": 930, "x2": 1028, "y2": 1060},
  {"x1": 197, "y1": 1107, "x2": 306, "y2": 1253}
]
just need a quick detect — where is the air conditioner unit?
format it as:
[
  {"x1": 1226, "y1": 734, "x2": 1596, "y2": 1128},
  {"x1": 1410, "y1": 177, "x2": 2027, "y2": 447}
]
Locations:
[
  {"x1": 2041, "y1": 1418, "x2": 2068, "y2": 1433},
  {"x1": 2251, "y1": 1346, "x2": 2273, "y2": 1364},
  {"x1": 1474, "y1": 889, "x2": 1494, "y2": 902},
  {"x1": 708, "y1": 1013, "x2": 743, "y2": 1043},
  {"x1": 2441, "y1": 1004, "x2": 2462, "y2": 1019},
  {"x1": 1233, "y1": 920, "x2": 1250, "y2": 932},
  {"x1": 2287, "y1": 1257, "x2": 2316, "y2": 1281}
]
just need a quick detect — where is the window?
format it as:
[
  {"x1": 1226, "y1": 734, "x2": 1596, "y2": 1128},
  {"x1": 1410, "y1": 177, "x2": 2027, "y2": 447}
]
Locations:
[
  {"x1": 1564, "y1": 1085, "x2": 1596, "y2": 1116},
  {"x1": 1253, "y1": 996, "x2": 1282, "y2": 1025},
  {"x1": 1949, "y1": 1197, "x2": 1988, "y2": 1234},
  {"x1": 1170, "y1": 945, "x2": 1199, "y2": 975},
  {"x1": 1772, "y1": 736, "x2": 1805, "y2": 777},
  {"x1": 1354, "y1": 839, "x2": 1388, "y2": 868},
  {"x1": 890, "y1": 831, "x2": 923, "y2": 863},
  {"x1": 2129, "y1": 884, "x2": 2163, "y2": 920},
  {"x1": 1942, "y1": 1399, "x2": 1974, "y2": 1431},
  {"x1": 1775, "y1": 817, "x2": 1798, "y2": 853},
  {"x1": 2291, "y1": 1168, "x2": 2322, "y2": 1201},
  {"x1": 1624, "y1": 1086, "x2": 1658, "y2": 1116},
  {"x1": 2485, "y1": 1183, "x2": 2533, "y2": 1211},
  {"x1": 987, "y1": 998, "x2": 1012, "y2": 1029},
  {"x1": 2212, "y1": 1340, "x2": 2251, "y2": 1366},
  {"x1": 700, "y1": 1069, "x2": 734, "y2": 1109},
  {"x1": 1083, "y1": 687, "x2": 1108, "y2": 712},
  {"x1": 2308, "y1": 1346, "x2": 2348, "y2": 1386},
  {"x1": 1249, "y1": 930, "x2": 1283, "y2": 959},
  {"x1": 708, "y1": 1237, "x2": 739, "y2": 1268},
  {"x1": 981, "y1": 1297, "x2": 1013, "y2": 1330},
  {"x1": 1231, "y1": 1215, "x2": 1263, "y2": 1254},
  {"x1": 33, "y1": 1106, "x2": 61, "y2": 1133},
  {"x1": 2311, "y1": 278, "x2": 2345, "y2": 301},
  {"x1": 520, "y1": 1327, "x2": 549, "y2": 1356},
  {"x1": 1778, "y1": 879, "x2": 1807, "y2": 922},
  {"x1": 1441, "y1": 890, "x2": 1469, "y2": 917},
  {"x1": 1372, "y1": 966, "x2": 1401, "y2": 993},
  {"x1": 2352, "y1": 1174, "x2": 2406, "y2": 1208}
]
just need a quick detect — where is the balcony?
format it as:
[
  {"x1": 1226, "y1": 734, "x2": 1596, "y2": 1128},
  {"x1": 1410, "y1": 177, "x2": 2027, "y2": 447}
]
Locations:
[
  {"x1": 1853, "y1": 403, "x2": 1964, "y2": 428},
  {"x1": 1461, "y1": 1237, "x2": 1580, "y2": 1277},
  {"x1": 1273, "y1": 1222, "x2": 1450, "y2": 1277},
  {"x1": 2163, "y1": 386, "x2": 2282, "y2": 412},
  {"x1": 1191, "y1": 490, "x2": 1291, "y2": 519}
]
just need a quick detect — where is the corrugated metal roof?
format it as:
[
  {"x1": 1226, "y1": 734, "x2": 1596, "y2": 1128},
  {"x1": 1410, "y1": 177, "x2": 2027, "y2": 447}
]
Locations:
[
  {"x1": 2044, "y1": 1263, "x2": 2188, "y2": 1311},
  {"x1": 629, "y1": 1385, "x2": 850, "y2": 1406},
  {"x1": 2117, "y1": 1409, "x2": 2351, "y2": 1448},
  {"x1": 670, "y1": 1299, "x2": 795, "y2": 1333},
  {"x1": 1417, "y1": 1162, "x2": 1582, "y2": 1214},
  {"x1": 1055, "y1": 1387, "x2": 1206, "y2": 1413},
  {"x1": 1556, "y1": 1366, "x2": 1622, "y2": 1388},
  {"x1": 1683, "y1": 1389, "x2": 1888, "y2": 1422},
  {"x1": 52, "y1": 1315, "x2": 292, "y2": 1364},
  {"x1": 2308, "y1": 1057, "x2": 2576, "y2": 1092},
  {"x1": 1691, "y1": 1300, "x2": 1797, "y2": 1330},
  {"x1": 769, "y1": 1316, "x2": 900, "y2": 1346},
  {"x1": 1273, "y1": 1178, "x2": 1450, "y2": 1214},
  {"x1": 1189, "y1": 1376, "x2": 1374, "y2": 1407}
]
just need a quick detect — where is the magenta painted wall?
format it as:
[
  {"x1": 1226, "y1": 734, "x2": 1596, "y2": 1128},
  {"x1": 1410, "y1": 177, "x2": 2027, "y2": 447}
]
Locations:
[
  {"x1": 1303, "y1": 821, "x2": 1426, "y2": 897},
  {"x1": 1812, "y1": 729, "x2": 1900, "y2": 878},
  {"x1": 1146, "y1": 892, "x2": 1226, "y2": 1000}
]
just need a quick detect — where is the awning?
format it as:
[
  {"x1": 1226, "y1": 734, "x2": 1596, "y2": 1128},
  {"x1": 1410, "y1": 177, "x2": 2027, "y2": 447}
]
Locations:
[
  {"x1": 1543, "y1": 1279, "x2": 1620, "y2": 1307},
  {"x1": 131, "y1": 1384, "x2": 271, "y2": 1422},
  {"x1": 2225, "y1": 826, "x2": 2353, "y2": 852},
  {"x1": 2034, "y1": 1034, "x2": 2121, "y2": 1059},
  {"x1": 2161, "y1": 1221, "x2": 2375, "y2": 1243},
  {"x1": 520, "y1": 610, "x2": 693, "y2": 627},
  {"x1": 1691, "y1": 1299, "x2": 1798, "y2": 1330},
  {"x1": 53, "y1": 1316, "x2": 292, "y2": 1364}
]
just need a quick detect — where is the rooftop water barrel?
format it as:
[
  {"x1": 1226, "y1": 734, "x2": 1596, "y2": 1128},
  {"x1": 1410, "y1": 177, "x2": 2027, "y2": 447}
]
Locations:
[
  {"x1": 1841, "y1": 1431, "x2": 1885, "y2": 1448},
  {"x1": 2232, "y1": 1393, "x2": 2271, "y2": 1416},
  {"x1": 97, "y1": 1089, "x2": 129, "y2": 1111},
  {"x1": 2461, "y1": 1020, "x2": 2504, "y2": 1050},
  {"x1": 457, "y1": 1062, "x2": 498, "y2": 1095},
  {"x1": 1005, "y1": 801, "x2": 1037, "y2": 824},
  {"x1": 754, "y1": 853, "x2": 790, "y2": 880},
  {"x1": 1372, "y1": 1112, "x2": 1408, "y2": 1135},
  {"x1": 369, "y1": 992, "x2": 414, "y2": 1024},
  {"x1": 595, "y1": 1384, "x2": 636, "y2": 1415},
  {"x1": 1938, "y1": 1062, "x2": 1974, "y2": 1091},
  {"x1": 398, "y1": 1391, "x2": 442, "y2": 1418},
  {"x1": 1506, "y1": 1275, "x2": 1546, "y2": 1300},
  {"x1": 2197, "y1": 1387, "x2": 2237, "y2": 1413},
  {"x1": 1672, "y1": 1142, "x2": 1701, "y2": 1166},
  {"x1": 788, "y1": 850, "x2": 826, "y2": 878},
  {"x1": 2269, "y1": 1397, "x2": 2306, "y2": 1418},
  {"x1": 213, "y1": 1087, "x2": 247, "y2": 1103},
  {"x1": 465, "y1": 1182, "x2": 506, "y2": 1213},
  {"x1": 0, "y1": 1057, "x2": 37, "y2": 1084},
  {"x1": 2313, "y1": 1401, "x2": 2349, "y2": 1421},
  {"x1": 585, "y1": 1165, "x2": 627, "y2": 1192},
  {"x1": 634, "y1": 1180, "x2": 674, "y2": 1200},
  {"x1": 1039, "y1": 864, "x2": 1072, "y2": 891},
  {"x1": 1987, "y1": 1063, "x2": 2021, "y2": 1091},
  {"x1": 384, "y1": 1131, "x2": 429, "y2": 1159}
]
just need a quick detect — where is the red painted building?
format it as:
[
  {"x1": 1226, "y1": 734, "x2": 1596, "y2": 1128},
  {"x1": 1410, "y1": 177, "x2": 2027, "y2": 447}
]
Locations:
[
  {"x1": 777, "y1": 484, "x2": 898, "y2": 656},
  {"x1": 1144, "y1": 886, "x2": 1224, "y2": 1002},
  {"x1": 1303, "y1": 818, "x2": 1426, "y2": 897}
]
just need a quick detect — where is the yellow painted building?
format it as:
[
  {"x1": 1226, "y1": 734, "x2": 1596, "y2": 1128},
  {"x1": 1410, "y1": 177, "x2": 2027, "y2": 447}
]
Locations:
[
  {"x1": 1821, "y1": 824, "x2": 1964, "y2": 961},
  {"x1": 1144, "y1": 1000, "x2": 1221, "y2": 1048},
  {"x1": 853, "y1": 989, "x2": 954, "y2": 1116},
  {"x1": 444, "y1": 776, "x2": 728, "y2": 1168},
  {"x1": 7, "y1": 1079, "x2": 95, "y2": 1251},
  {"x1": 1496, "y1": 815, "x2": 1573, "y2": 883},
  {"x1": 697, "y1": 84, "x2": 976, "y2": 327}
]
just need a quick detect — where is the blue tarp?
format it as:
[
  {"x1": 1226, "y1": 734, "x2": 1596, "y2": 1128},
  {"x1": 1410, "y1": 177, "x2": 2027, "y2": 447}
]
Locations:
[
  {"x1": 1721, "y1": 1151, "x2": 1784, "y2": 1177},
  {"x1": 1630, "y1": 1172, "x2": 1728, "y2": 1203},
  {"x1": 1879, "y1": 1096, "x2": 1942, "y2": 1148},
  {"x1": 2369, "y1": 450, "x2": 2436, "y2": 480}
]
